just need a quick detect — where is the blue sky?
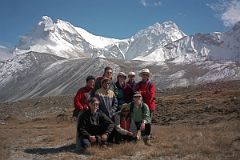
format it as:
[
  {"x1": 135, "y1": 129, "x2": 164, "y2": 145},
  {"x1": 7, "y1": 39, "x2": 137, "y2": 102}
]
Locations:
[{"x1": 0, "y1": 0, "x2": 240, "y2": 47}]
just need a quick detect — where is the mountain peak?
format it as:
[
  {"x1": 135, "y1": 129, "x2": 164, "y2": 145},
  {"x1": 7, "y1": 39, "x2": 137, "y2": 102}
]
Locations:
[
  {"x1": 152, "y1": 21, "x2": 178, "y2": 28},
  {"x1": 135, "y1": 21, "x2": 185, "y2": 38},
  {"x1": 38, "y1": 16, "x2": 55, "y2": 32}
]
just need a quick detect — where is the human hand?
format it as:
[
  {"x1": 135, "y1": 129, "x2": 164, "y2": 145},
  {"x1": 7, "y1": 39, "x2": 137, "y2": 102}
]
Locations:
[
  {"x1": 89, "y1": 136, "x2": 97, "y2": 143},
  {"x1": 101, "y1": 133, "x2": 108, "y2": 141},
  {"x1": 140, "y1": 122, "x2": 145, "y2": 131},
  {"x1": 127, "y1": 131, "x2": 134, "y2": 137}
]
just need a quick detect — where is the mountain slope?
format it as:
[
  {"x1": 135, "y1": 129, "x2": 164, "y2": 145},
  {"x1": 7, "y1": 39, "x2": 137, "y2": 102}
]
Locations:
[
  {"x1": 13, "y1": 16, "x2": 127, "y2": 59},
  {"x1": 135, "y1": 22, "x2": 240, "y2": 62},
  {"x1": 125, "y1": 21, "x2": 186, "y2": 59},
  {"x1": 0, "y1": 45, "x2": 12, "y2": 61},
  {"x1": 1, "y1": 52, "x2": 239, "y2": 102}
]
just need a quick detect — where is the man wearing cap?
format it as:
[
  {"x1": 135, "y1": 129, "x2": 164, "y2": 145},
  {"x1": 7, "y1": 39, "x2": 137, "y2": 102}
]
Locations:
[
  {"x1": 130, "y1": 92, "x2": 151, "y2": 145},
  {"x1": 135, "y1": 68, "x2": 155, "y2": 118},
  {"x1": 115, "y1": 72, "x2": 127, "y2": 106},
  {"x1": 73, "y1": 75, "x2": 96, "y2": 118},
  {"x1": 124, "y1": 71, "x2": 136, "y2": 103}
]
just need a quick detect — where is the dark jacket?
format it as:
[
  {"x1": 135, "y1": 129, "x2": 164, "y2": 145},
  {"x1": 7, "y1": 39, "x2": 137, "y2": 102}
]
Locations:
[
  {"x1": 115, "y1": 81, "x2": 127, "y2": 106},
  {"x1": 77, "y1": 110, "x2": 114, "y2": 139},
  {"x1": 124, "y1": 80, "x2": 136, "y2": 103},
  {"x1": 95, "y1": 88, "x2": 118, "y2": 118}
]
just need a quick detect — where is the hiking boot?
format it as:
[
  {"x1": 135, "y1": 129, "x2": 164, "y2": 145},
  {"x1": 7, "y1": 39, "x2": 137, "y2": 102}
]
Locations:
[
  {"x1": 143, "y1": 135, "x2": 152, "y2": 146},
  {"x1": 77, "y1": 148, "x2": 92, "y2": 155},
  {"x1": 101, "y1": 144, "x2": 112, "y2": 150}
]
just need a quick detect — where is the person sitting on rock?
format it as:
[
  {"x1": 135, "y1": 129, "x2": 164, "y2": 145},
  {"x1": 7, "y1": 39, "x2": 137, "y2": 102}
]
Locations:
[{"x1": 76, "y1": 97, "x2": 114, "y2": 152}]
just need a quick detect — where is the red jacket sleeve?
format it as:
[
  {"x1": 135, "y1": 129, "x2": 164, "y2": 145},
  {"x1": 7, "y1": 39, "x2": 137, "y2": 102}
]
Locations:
[{"x1": 74, "y1": 89, "x2": 84, "y2": 110}]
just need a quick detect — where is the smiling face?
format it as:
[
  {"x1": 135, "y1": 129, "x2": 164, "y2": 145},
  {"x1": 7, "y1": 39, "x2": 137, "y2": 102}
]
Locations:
[
  {"x1": 118, "y1": 75, "x2": 126, "y2": 84},
  {"x1": 87, "y1": 79, "x2": 95, "y2": 89},
  {"x1": 128, "y1": 75, "x2": 135, "y2": 81},
  {"x1": 102, "y1": 80, "x2": 110, "y2": 90},
  {"x1": 104, "y1": 69, "x2": 113, "y2": 79},
  {"x1": 141, "y1": 72, "x2": 150, "y2": 81},
  {"x1": 90, "y1": 98, "x2": 100, "y2": 113},
  {"x1": 133, "y1": 95, "x2": 142, "y2": 105}
]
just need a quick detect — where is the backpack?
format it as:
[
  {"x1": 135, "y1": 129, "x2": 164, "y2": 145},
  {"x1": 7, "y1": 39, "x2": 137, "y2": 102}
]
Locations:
[{"x1": 129, "y1": 102, "x2": 146, "y2": 119}]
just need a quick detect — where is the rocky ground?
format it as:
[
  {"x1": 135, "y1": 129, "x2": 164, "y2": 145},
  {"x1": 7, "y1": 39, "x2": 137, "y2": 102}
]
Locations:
[{"x1": 0, "y1": 80, "x2": 240, "y2": 160}]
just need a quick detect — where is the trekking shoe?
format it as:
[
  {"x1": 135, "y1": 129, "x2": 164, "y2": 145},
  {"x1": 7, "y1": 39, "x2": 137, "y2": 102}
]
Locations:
[
  {"x1": 77, "y1": 148, "x2": 92, "y2": 155},
  {"x1": 143, "y1": 136, "x2": 152, "y2": 146},
  {"x1": 101, "y1": 144, "x2": 112, "y2": 150}
]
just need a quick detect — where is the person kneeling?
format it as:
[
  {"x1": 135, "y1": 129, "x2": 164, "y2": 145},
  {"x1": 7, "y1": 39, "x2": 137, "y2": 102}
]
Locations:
[
  {"x1": 130, "y1": 92, "x2": 152, "y2": 145},
  {"x1": 76, "y1": 97, "x2": 114, "y2": 152},
  {"x1": 114, "y1": 103, "x2": 136, "y2": 143}
]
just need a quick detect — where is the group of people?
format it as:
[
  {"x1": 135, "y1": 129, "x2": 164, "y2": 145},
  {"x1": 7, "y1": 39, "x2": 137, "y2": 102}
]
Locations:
[{"x1": 73, "y1": 66, "x2": 155, "y2": 152}]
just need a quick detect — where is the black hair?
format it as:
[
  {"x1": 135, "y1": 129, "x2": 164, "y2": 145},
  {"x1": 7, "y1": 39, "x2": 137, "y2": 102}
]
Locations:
[
  {"x1": 86, "y1": 75, "x2": 95, "y2": 82},
  {"x1": 89, "y1": 97, "x2": 99, "y2": 104},
  {"x1": 104, "y1": 66, "x2": 112, "y2": 72}
]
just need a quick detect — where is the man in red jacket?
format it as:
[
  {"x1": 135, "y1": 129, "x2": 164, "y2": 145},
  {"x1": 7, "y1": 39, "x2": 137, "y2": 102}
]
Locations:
[
  {"x1": 73, "y1": 75, "x2": 95, "y2": 118},
  {"x1": 135, "y1": 69, "x2": 155, "y2": 117},
  {"x1": 74, "y1": 75, "x2": 96, "y2": 150}
]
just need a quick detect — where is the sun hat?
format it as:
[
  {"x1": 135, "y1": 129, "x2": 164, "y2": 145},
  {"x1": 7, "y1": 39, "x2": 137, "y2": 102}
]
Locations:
[
  {"x1": 128, "y1": 71, "x2": 136, "y2": 76},
  {"x1": 139, "y1": 68, "x2": 151, "y2": 76},
  {"x1": 120, "y1": 103, "x2": 130, "y2": 112},
  {"x1": 133, "y1": 91, "x2": 142, "y2": 97},
  {"x1": 117, "y1": 72, "x2": 127, "y2": 78}
]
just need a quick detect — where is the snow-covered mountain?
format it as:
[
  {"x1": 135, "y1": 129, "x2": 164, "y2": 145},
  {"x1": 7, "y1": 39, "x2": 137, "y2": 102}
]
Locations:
[
  {"x1": 13, "y1": 16, "x2": 187, "y2": 60},
  {"x1": 125, "y1": 21, "x2": 186, "y2": 59},
  {"x1": 0, "y1": 45, "x2": 12, "y2": 61},
  {"x1": 1, "y1": 52, "x2": 240, "y2": 102},
  {"x1": 1, "y1": 16, "x2": 239, "y2": 102},
  {"x1": 13, "y1": 16, "x2": 128, "y2": 59},
  {"x1": 135, "y1": 22, "x2": 240, "y2": 62},
  {"x1": 13, "y1": 16, "x2": 240, "y2": 62}
]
